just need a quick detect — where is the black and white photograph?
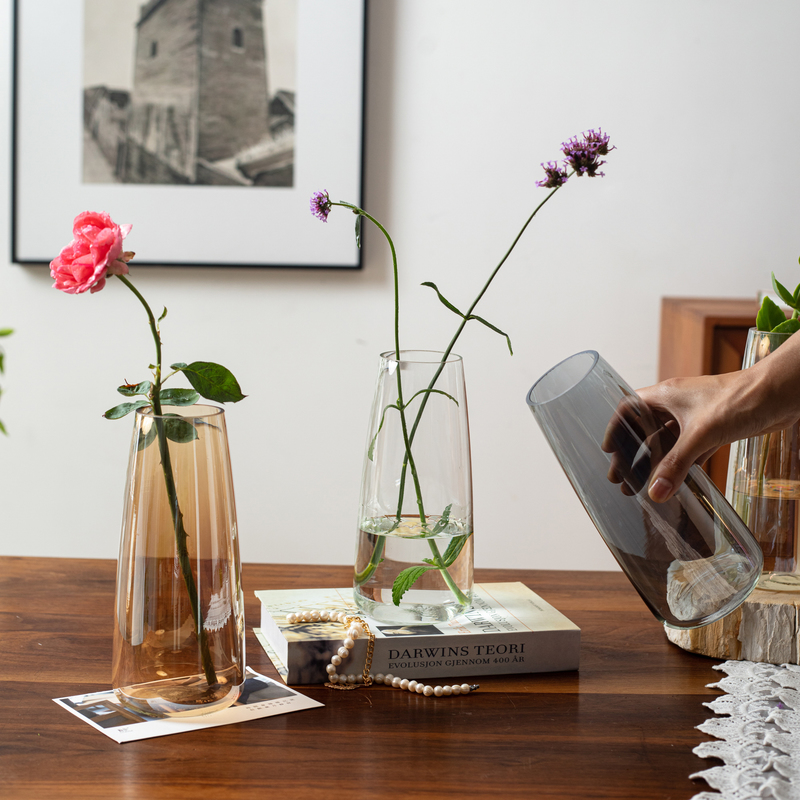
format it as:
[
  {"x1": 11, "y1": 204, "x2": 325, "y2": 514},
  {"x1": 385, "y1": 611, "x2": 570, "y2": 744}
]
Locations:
[
  {"x1": 13, "y1": 0, "x2": 365, "y2": 268},
  {"x1": 82, "y1": 0, "x2": 297, "y2": 188}
]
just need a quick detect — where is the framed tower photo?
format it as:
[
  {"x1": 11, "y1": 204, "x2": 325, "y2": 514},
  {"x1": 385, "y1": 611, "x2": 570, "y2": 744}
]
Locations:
[{"x1": 12, "y1": 0, "x2": 366, "y2": 269}]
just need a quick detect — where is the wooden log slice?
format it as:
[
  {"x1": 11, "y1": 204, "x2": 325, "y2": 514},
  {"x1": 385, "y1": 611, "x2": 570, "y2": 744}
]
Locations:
[{"x1": 665, "y1": 588, "x2": 800, "y2": 664}]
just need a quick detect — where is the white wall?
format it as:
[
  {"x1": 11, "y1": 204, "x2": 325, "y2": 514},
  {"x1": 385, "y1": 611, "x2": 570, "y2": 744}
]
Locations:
[{"x1": 1, "y1": 1, "x2": 798, "y2": 572}]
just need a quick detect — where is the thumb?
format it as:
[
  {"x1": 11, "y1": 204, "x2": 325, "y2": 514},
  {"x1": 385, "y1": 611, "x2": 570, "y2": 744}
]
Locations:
[{"x1": 647, "y1": 441, "x2": 706, "y2": 503}]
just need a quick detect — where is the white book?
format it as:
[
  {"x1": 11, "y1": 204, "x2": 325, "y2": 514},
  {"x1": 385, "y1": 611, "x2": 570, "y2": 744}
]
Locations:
[{"x1": 255, "y1": 582, "x2": 580, "y2": 684}]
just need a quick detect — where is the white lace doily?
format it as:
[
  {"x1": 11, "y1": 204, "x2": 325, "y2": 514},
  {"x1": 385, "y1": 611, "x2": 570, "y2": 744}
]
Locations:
[{"x1": 691, "y1": 660, "x2": 800, "y2": 800}]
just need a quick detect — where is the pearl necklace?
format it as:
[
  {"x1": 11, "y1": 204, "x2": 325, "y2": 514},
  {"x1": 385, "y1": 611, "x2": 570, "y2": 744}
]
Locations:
[{"x1": 285, "y1": 609, "x2": 479, "y2": 698}]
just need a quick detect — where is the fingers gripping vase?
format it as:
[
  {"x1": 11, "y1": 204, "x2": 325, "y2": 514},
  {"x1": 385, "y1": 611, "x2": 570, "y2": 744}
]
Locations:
[
  {"x1": 354, "y1": 351, "x2": 474, "y2": 623},
  {"x1": 112, "y1": 405, "x2": 245, "y2": 718},
  {"x1": 727, "y1": 329, "x2": 800, "y2": 592},
  {"x1": 527, "y1": 351, "x2": 762, "y2": 629}
]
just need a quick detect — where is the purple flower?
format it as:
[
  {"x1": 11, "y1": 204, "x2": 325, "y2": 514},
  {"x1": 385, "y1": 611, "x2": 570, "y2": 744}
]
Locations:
[
  {"x1": 536, "y1": 161, "x2": 569, "y2": 189},
  {"x1": 562, "y1": 129, "x2": 613, "y2": 177},
  {"x1": 310, "y1": 190, "x2": 332, "y2": 222},
  {"x1": 582, "y1": 128, "x2": 614, "y2": 156}
]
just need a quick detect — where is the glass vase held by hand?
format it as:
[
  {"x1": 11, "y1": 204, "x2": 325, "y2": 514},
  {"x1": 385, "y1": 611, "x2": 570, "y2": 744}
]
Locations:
[
  {"x1": 527, "y1": 351, "x2": 763, "y2": 629},
  {"x1": 354, "y1": 351, "x2": 474, "y2": 624},
  {"x1": 113, "y1": 405, "x2": 245, "y2": 718},
  {"x1": 727, "y1": 328, "x2": 800, "y2": 592}
]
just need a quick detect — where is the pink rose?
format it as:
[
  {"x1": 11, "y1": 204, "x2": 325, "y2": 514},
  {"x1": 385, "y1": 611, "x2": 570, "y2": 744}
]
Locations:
[{"x1": 50, "y1": 211, "x2": 133, "y2": 294}]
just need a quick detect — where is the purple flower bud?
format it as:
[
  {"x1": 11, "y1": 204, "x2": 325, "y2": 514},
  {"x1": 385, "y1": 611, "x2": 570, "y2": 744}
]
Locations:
[
  {"x1": 310, "y1": 190, "x2": 332, "y2": 222},
  {"x1": 536, "y1": 162, "x2": 569, "y2": 189},
  {"x1": 561, "y1": 129, "x2": 614, "y2": 177}
]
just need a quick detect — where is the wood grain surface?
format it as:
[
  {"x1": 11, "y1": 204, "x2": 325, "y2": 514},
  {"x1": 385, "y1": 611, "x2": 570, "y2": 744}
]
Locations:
[{"x1": 0, "y1": 557, "x2": 722, "y2": 799}]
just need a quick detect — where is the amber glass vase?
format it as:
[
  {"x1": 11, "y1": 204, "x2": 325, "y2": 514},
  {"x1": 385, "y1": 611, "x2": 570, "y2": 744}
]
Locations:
[
  {"x1": 727, "y1": 328, "x2": 800, "y2": 592},
  {"x1": 112, "y1": 405, "x2": 245, "y2": 718}
]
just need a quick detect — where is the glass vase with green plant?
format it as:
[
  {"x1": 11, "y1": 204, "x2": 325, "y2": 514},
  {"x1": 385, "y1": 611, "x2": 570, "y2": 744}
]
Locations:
[{"x1": 313, "y1": 130, "x2": 614, "y2": 618}]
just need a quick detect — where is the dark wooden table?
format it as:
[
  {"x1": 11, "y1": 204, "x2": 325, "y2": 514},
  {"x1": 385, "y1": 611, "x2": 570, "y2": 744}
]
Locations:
[{"x1": 1, "y1": 557, "x2": 721, "y2": 799}]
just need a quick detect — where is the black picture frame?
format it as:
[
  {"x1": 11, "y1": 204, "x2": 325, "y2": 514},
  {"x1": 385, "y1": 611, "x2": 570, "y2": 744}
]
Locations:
[{"x1": 12, "y1": 0, "x2": 366, "y2": 269}]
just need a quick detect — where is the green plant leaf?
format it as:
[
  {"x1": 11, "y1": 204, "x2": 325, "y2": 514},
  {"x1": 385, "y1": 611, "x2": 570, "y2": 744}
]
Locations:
[
  {"x1": 162, "y1": 416, "x2": 199, "y2": 444},
  {"x1": 367, "y1": 402, "x2": 400, "y2": 461},
  {"x1": 355, "y1": 214, "x2": 362, "y2": 248},
  {"x1": 0, "y1": 353, "x2": 4, "y2": 374},
  {"x1": 159, "y1": 307, "x2": 168, "y2": 322},
  {"x1": 136, "y1": 422, "x2": 157, "y2": 451},
  {"x1": 467, "y1": 314, "x2": 514, "y2": 355},
  {"x1": 421, "y1": 281, "x2": 465, "y2": 318},
  {"x1": 159, "y1": 388, "x2": 200, "y2": 406},
  {"x1": 794, "y1": 283, "x2": 800, "y2": 306},
  {"x1": 103, "y1": 400, "x2": 151, "y2": 420},
  {"x1": 756, "y1": 296, "x2": 787, "y2": 332},
  {"x1": 440, "y1": 532, "x2": 472, "y2": 567},
  {"x1": 431, "y1": 504, "x2": 453, "y2": 535},
  {"x1": 772, "y1": 273, "x2": 796, "y2": 308},
  {"x1": 170, "y1": 362, "x2": 246, "y2": 403},
  {"x1": 117, "y1": 381, "x2": 152, "y2": 397},
  {"x1": 0, "y1": 419, "x2": 6, "y2": 435},
  {"x1": 392, "y1": 565, "x2": 435, "y2": 606},
  {"x1": 405, "y1": 388, "x2": 458, "y2": 408},
  {"x1": 0, "y1": 328, "x2": 13, "y2": 337},
  {"x1": 771, "y1": 318, "x2": 800, "y2": 335}
]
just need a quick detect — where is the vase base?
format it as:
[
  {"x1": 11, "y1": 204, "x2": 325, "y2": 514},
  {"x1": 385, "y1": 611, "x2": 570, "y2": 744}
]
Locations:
[
  {"x1": 114, "y1": 668, "x2": 242, "y2": 719},
  {"x1": 354, "y1": 588, "x2": 472, "y2": 624},
  {"x1": 758, "y1": 572, "x2": 800, "y2": 593}
]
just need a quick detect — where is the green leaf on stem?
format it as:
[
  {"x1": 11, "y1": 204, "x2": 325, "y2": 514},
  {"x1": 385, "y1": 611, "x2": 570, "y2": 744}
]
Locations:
[
  {"x1": 794, "y1": 284, "x2": 800, "y2": 307},
  {"x1": 756, "y1": 296, "x2": 787, "y2": 332},
  {"x1": 421, "y1": 281, "x2": 465, "y2": 318},
  {"x1": 771, "y1": 318, "x2": 800, "y2": 335},
  {"x1": 355, "y1": 215, "x2": 362, "y2": 249},
  {"x1": 0, "y1": 353, "x2": 4, "y2": 374},
  {"x1": 392, "y1": 564, "x2": 435, "y2": 606},
  {"x1": 159, "y1": 307, "x2": 168, "y2": 322},
  {"x1": 136, "y1": 422, "x2": 157, "y2": 451},
  {"x1": 170, "y1": 362, "x2": 246, "y2": 403},
  {"x1": 0, "y1": 328, "x2": 13, "y2": 337},
  {"x1": 466, "y1": 314, "x2": 514, "y2": 355},
  {"x1": 431, "y1": 504, "x2": 453, "y2": 535},
  {"x1": 163, "y1": 415, "x2": 199, "y2": 444},
  {"x1": 104, "y1": 400, "x2": 151, "y2": 420},
  {"x1": 772, "y1": 273, "x2": 796, "y2": 309},
  {"x1": 117, "y1": 381, "x2": 152, "y2": 397},
  {"x1": 440, "y1": 532, "x2": 472, "y2": 567},
  {"x1": 0, "y1": 419, "x2": 6, "y2": 435},
  {"x1": 367, "y1": 402, "x2": 401, "y2": 461},
  {"x1": 159, "y1": 388, "x2": 200, "y2": 406},
  {"x1": 405, "y1": 388, "x2": 458, "y2": 408}
]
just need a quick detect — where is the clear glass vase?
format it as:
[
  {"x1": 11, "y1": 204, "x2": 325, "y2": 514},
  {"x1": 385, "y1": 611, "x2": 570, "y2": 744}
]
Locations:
[
  {"x1": 727, "y1": 328, "x2": 800, "y2": 592},
  {"x1": 112, "y1": 405, "x2": 245, "y2": 718},
  {"x1": 354, "y1": 351, "x2": 474, "y2": 623},
  {"x1": 527, "y1": 350, "x2": 763, "y2": 629}
]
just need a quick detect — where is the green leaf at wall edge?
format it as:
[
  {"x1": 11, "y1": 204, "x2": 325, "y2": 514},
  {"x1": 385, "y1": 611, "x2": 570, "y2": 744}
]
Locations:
[
  {"x1": 103, "y1": 400, "x2": 151, "y2": 420},
  {"x1": 772, "y1": 273, "x2": 796, "y2": 308},
  {"x1": 756, "y1": 296, "x2": 787, "y2": 332},
  {"x1": 159, "y1": 388, "x2": 200, "y2": 406},
  {"x1": 0, "y1": 328, "x2": 13, "y2": 337},
  {"x1": 170, "y1": 362, "x2": 246, "y2": 403}
]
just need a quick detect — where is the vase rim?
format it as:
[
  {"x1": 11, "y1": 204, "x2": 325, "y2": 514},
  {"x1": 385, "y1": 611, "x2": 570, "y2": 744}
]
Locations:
[
  {"x1": 136, "y1": 403, "x2": 225, "y2": 420},
  {"x1": 526, "y1": 350, "x2": 599, "y2": 406},
  {"x1": 380, "y1": 349, "x2": 463, "y2": 364},
  {"x1": 747, "y1": 326, "x2": 795, "y2": 338}
]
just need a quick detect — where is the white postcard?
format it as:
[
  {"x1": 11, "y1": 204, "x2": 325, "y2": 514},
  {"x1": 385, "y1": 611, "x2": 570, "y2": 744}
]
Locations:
[{"x1": 53, "y1": 668, "x2": 323, "y2": 743}]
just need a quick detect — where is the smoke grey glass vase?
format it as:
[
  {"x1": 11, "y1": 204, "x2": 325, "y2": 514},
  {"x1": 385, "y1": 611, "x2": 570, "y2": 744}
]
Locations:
[{"x1": 527, "y1": 350, "x2": 763, "y2": 629}]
